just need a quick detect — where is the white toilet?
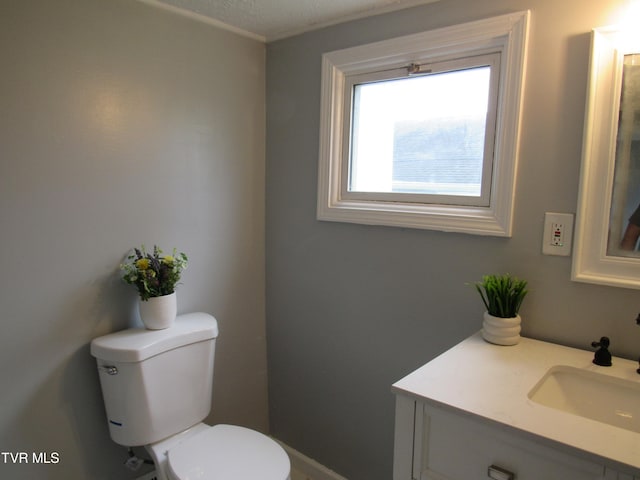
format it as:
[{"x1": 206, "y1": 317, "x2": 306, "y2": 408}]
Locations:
[{"x1": 90, "y1": 312, "x2": 290, "y2": 480}]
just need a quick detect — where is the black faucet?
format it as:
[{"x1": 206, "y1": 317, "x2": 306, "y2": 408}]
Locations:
[{"x1": 591, "y1": 336, "x2": 612, "y2": 366}]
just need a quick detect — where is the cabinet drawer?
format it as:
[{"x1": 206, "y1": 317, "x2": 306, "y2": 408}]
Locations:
[{"x1": 416, "y1": 404, "x2": 603, "y2": 480}]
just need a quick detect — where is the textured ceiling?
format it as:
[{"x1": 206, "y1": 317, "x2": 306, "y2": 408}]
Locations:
[{"x1": 140, "y1": 0, "x2": 440, "y2": 41}]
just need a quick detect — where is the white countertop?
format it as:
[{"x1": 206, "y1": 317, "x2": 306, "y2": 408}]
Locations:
[{"x1": 392, "y1": 332, "x2": 640, "y2": 472}]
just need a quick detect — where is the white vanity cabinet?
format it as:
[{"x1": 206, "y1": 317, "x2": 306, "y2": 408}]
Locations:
[
  {"x1": 394, "y1": 395, "x2": 613, "y2": 480},
  {"x1": 392, "y1": 333, "x2": 640, "y2": 480}
]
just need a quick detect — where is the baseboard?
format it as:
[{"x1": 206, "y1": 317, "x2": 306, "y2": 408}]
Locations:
[
  {"x1": 279, "y1": 442, "x2": 349, "y2": 480},
  {"x1": 135, "y1": 471, "x2": 158, "y2": 480}
]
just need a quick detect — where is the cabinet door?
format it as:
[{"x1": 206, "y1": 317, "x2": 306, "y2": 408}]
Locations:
[
  {"x1": 603, "y1": 469, "x2": 640, "y2": 480},
  {"x1": 417, "y1": 404, "x2": 604, "y2": 480}
]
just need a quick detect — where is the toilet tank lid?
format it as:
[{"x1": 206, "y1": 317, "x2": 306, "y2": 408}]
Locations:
[{"x1": 90, "y1": 312, "x2": 218, "y2": 363}]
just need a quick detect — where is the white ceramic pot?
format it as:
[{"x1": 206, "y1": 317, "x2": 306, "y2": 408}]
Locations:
[
  {"x1": 482, "y1": 311, "x2": 521, "y2": 346},
  {"x1": 139, "y1": 292, "x2": 177, "y2": 330}
]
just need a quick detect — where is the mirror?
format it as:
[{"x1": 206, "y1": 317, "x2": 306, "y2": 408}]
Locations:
[
  {"x1": 608, "y1": 53, "x2": 640, "y2": 256},
  {"x1": 573, "y1": 26, "x2": 640, "y2": 289}
]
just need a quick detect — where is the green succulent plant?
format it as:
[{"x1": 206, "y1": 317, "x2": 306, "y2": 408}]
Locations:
[{"x1": 474, "y1": 273, "x2": 528, "y2": 318}]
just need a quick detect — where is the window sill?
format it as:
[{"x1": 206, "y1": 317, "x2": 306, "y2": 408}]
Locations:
[{"x1": 317, "y1": 197, "x2": 513, "y2": 236}]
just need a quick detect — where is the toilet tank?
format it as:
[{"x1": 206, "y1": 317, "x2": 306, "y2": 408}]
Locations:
[{"x1": 90, "y1": 312, "x2": 219, "y2": 447}]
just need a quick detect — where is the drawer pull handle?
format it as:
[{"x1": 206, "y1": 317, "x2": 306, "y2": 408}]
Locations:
[{"x1": 488, "y1": 464, "x2": 515, "y2": 480}]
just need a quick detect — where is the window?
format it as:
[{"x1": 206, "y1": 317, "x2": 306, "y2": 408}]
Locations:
[
  {"x1": 346, "y1": 54, "x2": 498, "y2": 206},
  {"x1": 317, "y1": 11, "x2": 530, "y2": 236}
]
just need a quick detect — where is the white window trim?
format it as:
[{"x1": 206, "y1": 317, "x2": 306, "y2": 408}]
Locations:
[{"x1": 317, "y1": 11, "x2": 530, "y2": 236}]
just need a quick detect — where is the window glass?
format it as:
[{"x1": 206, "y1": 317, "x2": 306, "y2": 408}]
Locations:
[{"x1": 349, "y1": 66, "x2": 491, "y2": 202}]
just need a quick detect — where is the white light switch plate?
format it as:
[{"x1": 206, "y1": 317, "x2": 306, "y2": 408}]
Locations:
[{"x1": 542, "y1": 212, "x2": 574, "y2": 256}]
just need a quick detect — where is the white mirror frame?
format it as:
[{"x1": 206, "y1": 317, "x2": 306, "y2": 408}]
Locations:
[{"x1": 572, "y1": 26, "x2": 640, "y2": 289}]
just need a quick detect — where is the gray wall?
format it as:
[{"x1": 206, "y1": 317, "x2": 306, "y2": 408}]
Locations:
[
  {"x1": 265, "y1": 1, "x2": 639, "y2": 479},
  {"x1": 2, "y1": 0, "x2": 638, "y2": 479},
  {"x1": 0, "y1": 1, "x2": 266, "y2": 478}
]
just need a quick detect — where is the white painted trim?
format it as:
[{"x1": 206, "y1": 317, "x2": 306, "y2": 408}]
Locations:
[
  {"x1": 278, "y1": 442, "x2": 349, "y2": 480},
  {"x1": 266, "y1": 0, "x2": 441, "y2": 42},
  {"x1": 135, "y1": 471, "x2": 158, "y2": 480},
  {"x1": 136, "y1": 0, "x2": 442, "y2": 43},
  {"x1": 317, "y1": 11, "x2": 530, "y2": 237},
  {"x1": 135, "y1": 0, "x2": 266, "y2": 42}
]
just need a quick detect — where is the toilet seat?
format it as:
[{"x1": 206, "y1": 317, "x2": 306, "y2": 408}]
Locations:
[{"x1": 167, "y1": 424, "x2": 290, "y2": 480}]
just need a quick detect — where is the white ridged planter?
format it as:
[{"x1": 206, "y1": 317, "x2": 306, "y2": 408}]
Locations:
[
  {"x1": 482, "y1": 311, "x2": 521, "y2": 346},
  {"x1": 138, "y1": 292, "x2": 177, "y2": 330}
]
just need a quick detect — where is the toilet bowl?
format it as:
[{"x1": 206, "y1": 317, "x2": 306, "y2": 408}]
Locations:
[
  {"x1": 90, "y1": 313, "x2": 290, "y2": 480},
  {"x1": 146, "y1": 423, "x2": 290, "y2": 480}
]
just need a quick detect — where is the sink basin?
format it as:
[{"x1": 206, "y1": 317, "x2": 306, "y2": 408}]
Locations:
[{"x1": 528, "y1": 365, "x2": 640, "y2": 434}]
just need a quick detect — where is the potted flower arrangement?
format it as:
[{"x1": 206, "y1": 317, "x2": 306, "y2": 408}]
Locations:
[
  {"x1": 121, "y1": 245, "x2": 188, "y2": 329},
  {"x1": 474, "y1": 273, "x2": 528, "y2": 345}
]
